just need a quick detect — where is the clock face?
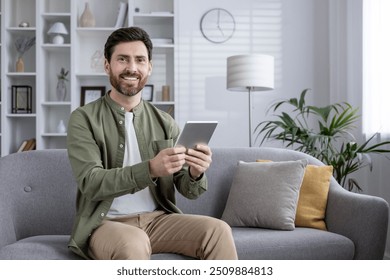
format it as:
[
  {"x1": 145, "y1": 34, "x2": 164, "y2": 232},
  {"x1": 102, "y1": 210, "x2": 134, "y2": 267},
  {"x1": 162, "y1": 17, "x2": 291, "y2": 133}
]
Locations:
[{"x1": 200, "y1": 8, "x2": 236, "y2": 44}]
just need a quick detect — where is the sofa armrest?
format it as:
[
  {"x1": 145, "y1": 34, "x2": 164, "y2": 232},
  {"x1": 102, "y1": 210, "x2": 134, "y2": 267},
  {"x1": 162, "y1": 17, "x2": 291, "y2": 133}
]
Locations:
[
  {"x1": 0, "y1": 204, "x2": 17, "y2": 250},
  {"x1": 325, "y1": 178, "x2": 389, "y2": 259}
]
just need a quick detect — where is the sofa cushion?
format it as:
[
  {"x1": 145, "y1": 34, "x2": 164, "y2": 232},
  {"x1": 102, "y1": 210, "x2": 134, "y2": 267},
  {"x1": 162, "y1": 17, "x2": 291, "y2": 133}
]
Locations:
[
  {"x1": 221, "y1": 160, "x2": 307, "y2": 230},
  {"x1": 232, "y1": 227, "x2": 354, "y2": 259},
  {"x1": 256, "y1": 160, "x2": 332, "y2": 230},
  {"x1": 0, "y1": 235, "x2": 83, "y2": 260},
  {"x1": 295, "y1": 165, "x2": 332, "y2": 230}
]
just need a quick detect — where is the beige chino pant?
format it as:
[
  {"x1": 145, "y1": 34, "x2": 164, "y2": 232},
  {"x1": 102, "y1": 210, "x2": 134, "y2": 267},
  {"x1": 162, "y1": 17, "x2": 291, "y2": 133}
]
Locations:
[{"x1": 88, "y1": 211, "x2": 238, "y2": 260}]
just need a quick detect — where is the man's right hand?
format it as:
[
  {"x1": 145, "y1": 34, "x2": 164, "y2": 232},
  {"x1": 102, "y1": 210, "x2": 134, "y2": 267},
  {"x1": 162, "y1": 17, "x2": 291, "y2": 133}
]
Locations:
[{"x1": 149, "y1": 147, "x2": 186, "y2": 178}]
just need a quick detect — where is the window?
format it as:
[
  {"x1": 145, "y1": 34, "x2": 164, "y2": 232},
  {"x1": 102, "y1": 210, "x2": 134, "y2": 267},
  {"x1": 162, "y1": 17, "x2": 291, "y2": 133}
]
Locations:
[{"x1": 363, "y1": 0, "x2": 390, "y2": 136}]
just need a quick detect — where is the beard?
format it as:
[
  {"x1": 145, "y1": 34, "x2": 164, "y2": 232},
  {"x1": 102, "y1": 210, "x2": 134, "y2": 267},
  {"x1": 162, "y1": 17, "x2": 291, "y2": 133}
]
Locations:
[{"x1": 109, "y1": 70, "x2": 148, "y2": 97}]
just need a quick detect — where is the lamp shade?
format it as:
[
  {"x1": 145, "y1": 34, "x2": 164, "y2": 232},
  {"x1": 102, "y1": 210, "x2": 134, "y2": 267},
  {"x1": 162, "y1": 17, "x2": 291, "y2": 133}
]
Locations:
[
  {"x1": 47, "y1": 22, "x2": 68, "y2": 35},
  {"x1": 227, "y1": 54, "x2": 274, "y2": 91}
]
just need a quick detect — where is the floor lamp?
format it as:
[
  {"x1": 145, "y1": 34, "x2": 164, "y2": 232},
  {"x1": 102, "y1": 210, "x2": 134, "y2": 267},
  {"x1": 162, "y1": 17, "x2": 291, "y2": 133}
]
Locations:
[{"x1": 226, "y1": 54, "x2": 274, "y2": 147}]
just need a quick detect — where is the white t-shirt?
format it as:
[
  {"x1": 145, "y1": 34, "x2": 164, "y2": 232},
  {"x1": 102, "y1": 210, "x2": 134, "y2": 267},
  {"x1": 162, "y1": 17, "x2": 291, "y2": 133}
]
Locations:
[{"x1": 107, "y1": 112, "x2": 157, "y2": 217}]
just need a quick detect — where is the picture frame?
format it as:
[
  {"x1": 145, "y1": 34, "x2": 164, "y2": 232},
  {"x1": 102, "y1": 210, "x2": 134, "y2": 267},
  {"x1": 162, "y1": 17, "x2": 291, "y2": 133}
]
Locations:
[
  {"x1": 11, "y1": 85, "x2": 32, "y2": 113},
  {"x1": 142, "y1": 85, "x2": 154, "y2": 101},
  {"x1": 80, "y1": 86, "x2": 106, "y2": 106}
]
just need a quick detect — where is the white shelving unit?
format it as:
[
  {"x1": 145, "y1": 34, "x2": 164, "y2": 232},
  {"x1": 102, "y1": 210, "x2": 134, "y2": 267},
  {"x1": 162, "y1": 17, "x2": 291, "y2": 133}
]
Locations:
[{"x1": 0, "y1": 0, "x2": 176, "y2": 156}]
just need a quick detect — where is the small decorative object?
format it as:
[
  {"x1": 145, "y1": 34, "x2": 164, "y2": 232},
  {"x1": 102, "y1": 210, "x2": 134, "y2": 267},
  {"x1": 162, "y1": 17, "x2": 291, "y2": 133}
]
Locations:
[
  {"x1": 80, "y1": 86, "x2": 105, "y2": 106},
  {"x1": 18, "y1": 21, "x2": 30, "y2": 28},
  {"x1": 57, "y1": 120, "x2": 67, "y2": 133},
  {"x1": 79, "y1": 2, "x2": 96, "y2": 27},
  {"x1": 14, "y1": 36, "x2": 36, "y2": 72},
  {"x1": 142, "y1": 85, "x2": 154, "y2": 101},
  {"x1": 11, "y1": 85, "x2": 33, "y2": 113},
  {"x1": 56, "y1": 68, "x2": 69, "y2": 101},
  {"x1": 90, "y1": 50, "x2": 104, "y2": 72},
  {"x1": 162, "y1": 85, "x2": 170, "y2": 101},
  {"x1": 47, "y1": 22, "x2": 68, "y2": 44}
]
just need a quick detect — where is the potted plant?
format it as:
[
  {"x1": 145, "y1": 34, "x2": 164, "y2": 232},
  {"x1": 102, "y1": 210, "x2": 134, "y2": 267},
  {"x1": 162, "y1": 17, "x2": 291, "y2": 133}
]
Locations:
[
  {"x1": 255, "y1": 89, "x2": 390, "y2": 191},
  {"x1": 14, "y1": 36, "x2": 36, "y2": 72},
  {"x1": 56, "y1": 67, "x2": 69, "y2": 101}
]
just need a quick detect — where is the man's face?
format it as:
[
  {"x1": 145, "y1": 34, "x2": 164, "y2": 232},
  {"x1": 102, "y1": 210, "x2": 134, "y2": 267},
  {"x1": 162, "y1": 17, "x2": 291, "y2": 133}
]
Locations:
[{"x1": 104, "y1": 41, "x2": 152, "y2": 97}]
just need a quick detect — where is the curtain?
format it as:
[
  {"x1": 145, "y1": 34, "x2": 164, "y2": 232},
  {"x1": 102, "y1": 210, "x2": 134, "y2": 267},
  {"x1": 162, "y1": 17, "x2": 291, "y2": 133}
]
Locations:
[{"x1": 363, "y1": 0, "x2": 390, "y2": 137}]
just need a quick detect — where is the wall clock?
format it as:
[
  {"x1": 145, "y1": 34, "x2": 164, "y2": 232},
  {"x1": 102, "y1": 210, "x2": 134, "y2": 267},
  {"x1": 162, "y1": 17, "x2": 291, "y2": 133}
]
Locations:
[{"x1": 200, "y1": 8, "x2": 236, "y2": 44}]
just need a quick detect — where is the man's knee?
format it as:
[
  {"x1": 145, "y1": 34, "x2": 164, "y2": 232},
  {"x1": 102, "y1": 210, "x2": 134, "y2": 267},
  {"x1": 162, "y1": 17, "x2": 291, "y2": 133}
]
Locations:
[
  {"x1": 90, "y1": 222, "x2": 152, "y2": 260},
  {"x1": 112, "y1": 229, "x2": 152, "y2": 260}
]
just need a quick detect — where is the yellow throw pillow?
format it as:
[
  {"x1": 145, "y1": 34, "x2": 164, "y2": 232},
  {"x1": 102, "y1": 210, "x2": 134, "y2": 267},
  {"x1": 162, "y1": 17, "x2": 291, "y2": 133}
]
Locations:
[{"x1": 256, "y1": 160, "x2": 332, "y2": 230}]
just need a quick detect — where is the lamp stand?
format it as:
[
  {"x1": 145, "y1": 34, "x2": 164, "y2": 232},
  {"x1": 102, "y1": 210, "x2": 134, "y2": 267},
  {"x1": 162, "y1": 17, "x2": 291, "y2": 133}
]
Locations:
[{"x1": 248, "y1": 86, "x2": 253, "y2": 147}]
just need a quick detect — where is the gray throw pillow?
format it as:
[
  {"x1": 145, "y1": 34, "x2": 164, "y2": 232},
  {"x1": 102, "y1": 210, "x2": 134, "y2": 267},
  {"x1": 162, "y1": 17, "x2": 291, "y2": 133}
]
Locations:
[{"x1": 221, "y1": 160, "x2": 307, "y2": 230}]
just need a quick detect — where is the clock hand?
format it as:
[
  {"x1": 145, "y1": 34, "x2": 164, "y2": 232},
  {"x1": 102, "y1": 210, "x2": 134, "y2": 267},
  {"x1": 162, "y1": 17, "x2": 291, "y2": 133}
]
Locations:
[{"x1": 217, "y1": 9, "x2": 225, "y2": 37}]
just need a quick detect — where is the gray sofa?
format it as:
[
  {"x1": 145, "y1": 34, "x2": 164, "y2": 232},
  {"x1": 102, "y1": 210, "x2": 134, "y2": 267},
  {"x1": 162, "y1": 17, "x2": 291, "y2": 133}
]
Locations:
[{"x1": 0, "y1": 148, "x2": 388, "y2": 260}]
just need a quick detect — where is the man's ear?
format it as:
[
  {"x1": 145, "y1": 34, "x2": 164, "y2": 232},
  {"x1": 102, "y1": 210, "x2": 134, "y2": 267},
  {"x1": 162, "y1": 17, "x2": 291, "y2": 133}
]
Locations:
[
  {"x1": 104, "y1": 59, "x2": 110, "y2": 74},
  {"x1": 148, "y1": 61, "x2": 153, "y2": 76}
]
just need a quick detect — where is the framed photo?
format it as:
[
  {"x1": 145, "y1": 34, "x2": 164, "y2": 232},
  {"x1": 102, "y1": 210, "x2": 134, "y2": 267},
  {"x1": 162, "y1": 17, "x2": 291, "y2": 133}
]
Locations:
[
  {"x1": 80, "y1": 86, "x2": 105, "y2": 106},
  {"x1": 142, "y1": 85, "x2": 154, "y2": 101},
  {"x1": 11, "y1": 85, "x2": 32, "y2": 113}
]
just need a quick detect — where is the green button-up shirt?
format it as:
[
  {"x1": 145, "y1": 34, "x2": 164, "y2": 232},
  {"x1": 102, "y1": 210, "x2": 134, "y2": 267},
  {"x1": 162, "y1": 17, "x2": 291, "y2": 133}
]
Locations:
[{"x1": 67, "y1": 93, "x2": 207, "y2": 259}]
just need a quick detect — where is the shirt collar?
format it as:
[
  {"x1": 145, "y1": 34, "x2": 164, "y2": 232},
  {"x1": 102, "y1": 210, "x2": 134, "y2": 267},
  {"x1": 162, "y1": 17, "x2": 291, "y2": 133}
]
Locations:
[{"x1": 104, "y1": 90, "x2": 144, "y2": 116}]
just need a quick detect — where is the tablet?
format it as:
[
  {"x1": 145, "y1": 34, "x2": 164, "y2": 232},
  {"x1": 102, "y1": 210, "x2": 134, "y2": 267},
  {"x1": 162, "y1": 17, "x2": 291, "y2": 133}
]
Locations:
[{"x1": 175, "y1": 121, "x2": 218, "y2": 149}]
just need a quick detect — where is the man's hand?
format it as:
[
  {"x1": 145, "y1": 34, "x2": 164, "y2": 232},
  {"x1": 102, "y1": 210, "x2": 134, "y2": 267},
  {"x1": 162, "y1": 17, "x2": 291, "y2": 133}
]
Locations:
[
  {"x1": 185, "y1": 144, "x2": 212, "y2": 179},
  {"x1": 149, "y1": 147, "x2": 186, "y2": 178}
]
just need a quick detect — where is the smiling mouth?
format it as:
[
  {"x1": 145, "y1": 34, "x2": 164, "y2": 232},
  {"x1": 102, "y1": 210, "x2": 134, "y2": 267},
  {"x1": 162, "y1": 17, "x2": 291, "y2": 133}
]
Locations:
[{"x1": 122, "y1": 76, "x2": 138, "y2": 81}]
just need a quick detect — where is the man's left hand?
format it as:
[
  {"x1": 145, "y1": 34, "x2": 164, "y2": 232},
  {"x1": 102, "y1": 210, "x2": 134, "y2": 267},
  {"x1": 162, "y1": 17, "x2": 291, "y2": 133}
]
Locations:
[{"x1": 185, "y1": 144, "x2": 212, "y2": 179}]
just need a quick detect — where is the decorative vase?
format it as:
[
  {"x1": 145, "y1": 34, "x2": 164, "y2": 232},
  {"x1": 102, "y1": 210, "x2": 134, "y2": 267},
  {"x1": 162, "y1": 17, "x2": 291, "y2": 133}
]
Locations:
[
  {"x1": 79, "y1": 2, "x2": 96, "y2": 27},
  {"x1": 16, "y1": 57, "x2": 24, "y2": 72},
  {"x1": 56, "y1": 79, "x2": 67, "y2": 101},
  {"x1": 57, "y1": 120, "x2": 67, "y2": 133}
]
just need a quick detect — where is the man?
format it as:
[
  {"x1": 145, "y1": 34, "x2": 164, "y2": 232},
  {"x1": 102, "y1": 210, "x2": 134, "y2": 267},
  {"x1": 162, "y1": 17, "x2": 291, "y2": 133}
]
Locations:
[{"x1": 66, "y1": 27, "x2": 237, "y2": 260}]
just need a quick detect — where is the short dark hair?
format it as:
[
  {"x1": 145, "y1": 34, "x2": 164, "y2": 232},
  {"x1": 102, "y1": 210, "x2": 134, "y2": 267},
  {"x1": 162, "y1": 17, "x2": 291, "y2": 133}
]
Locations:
[{"x1": 104, "y1": 26, "x2": 153, "y2": 62}]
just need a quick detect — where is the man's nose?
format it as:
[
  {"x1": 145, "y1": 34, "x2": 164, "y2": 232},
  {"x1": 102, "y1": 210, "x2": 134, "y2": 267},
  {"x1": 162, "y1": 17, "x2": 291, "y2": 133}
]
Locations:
[{"x1": 125, "y1": 60, "x2": 137, "y2": 72}]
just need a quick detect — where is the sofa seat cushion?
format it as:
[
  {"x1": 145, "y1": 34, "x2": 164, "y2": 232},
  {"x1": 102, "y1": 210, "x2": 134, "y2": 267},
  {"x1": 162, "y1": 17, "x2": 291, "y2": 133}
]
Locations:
[
  {"x1": 233, "y1": 227, "x2": 354, "y2": 260},
  {"x1": 0, "y1": 235, "x2": 83, "y2": 260}
]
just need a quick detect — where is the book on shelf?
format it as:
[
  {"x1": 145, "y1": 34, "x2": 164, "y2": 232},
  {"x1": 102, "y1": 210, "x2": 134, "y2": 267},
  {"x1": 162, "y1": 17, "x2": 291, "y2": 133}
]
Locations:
[
  {"x1": 17, "y1": 140, "x2": 28, "y2": 153},
  {"x1": 17, "y1": 138, "x2": 36, "y2": 153},
  {"x1": 114, "y1": 2, "x2": 128, "y2": 28}
]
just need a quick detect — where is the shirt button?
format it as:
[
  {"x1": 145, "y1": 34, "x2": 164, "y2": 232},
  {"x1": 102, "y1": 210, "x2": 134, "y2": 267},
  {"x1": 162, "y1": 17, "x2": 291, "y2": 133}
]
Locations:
[
  {"x1": 119, "y1": 120, "x2": 123, "y2": 125},
  {"x1": 119, "y1": 144, "x2": 124, "y2": 148},
  {"x1": 100, "y1": 213, "x2": 105, "y2": 217},
  {"x1": 120, "y1": 107, "x2": 125, "y2": 111}
]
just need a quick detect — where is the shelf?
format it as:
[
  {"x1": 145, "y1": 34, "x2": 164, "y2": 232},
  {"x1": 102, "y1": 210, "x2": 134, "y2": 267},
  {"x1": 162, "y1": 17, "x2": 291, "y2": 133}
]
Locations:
[
  {"x1": 41, "y1": 133, "x2": 67, "y2": 137},
  {"x1": 152, "y1": 101, "x2": 175, "y2": 105},
  {"x1": 6, "y1": 27, "x2": 37, "y2": 33},
  {"x1": 1, "y1": 0, "x2": 176, "y2": 156},
  {"x1": 7, "y1": 114, "x2": 37, "y2": 118},
  {"x1": 42, "y1": 44, "x2": 71, "y2": 50},
  {"x1": 41, "y1": 101, "x2": 71, "y2": 106},
  {"x1": 134, "y1": 12, "x2": 174, "y2": 18},
  {"x1": 7, "y1": 72, "x2": 36, "y2": 77}
]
